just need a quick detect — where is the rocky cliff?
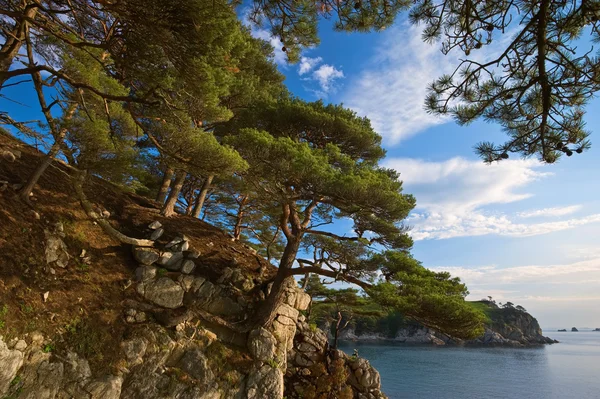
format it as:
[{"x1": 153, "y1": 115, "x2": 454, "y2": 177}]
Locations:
[
  {"x1": 336, "y1": 302, "x2": 557, "y2": 347},
  {"x1": 0, "y1": 132, "x2": 386, "y2": 399}
]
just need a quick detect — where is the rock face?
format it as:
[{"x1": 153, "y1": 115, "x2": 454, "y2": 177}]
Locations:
[
  {"x1": 337, "y1": 302, "x2": 557, "y2": 347},
  {"x1": 141, "y1": 277, "x2": 185, "y2": 308},
  {"x1": 2, "y1": 221, "x2": 389, "y2": 399},
  {"x1": 572, "y1": 327, "x2": 579, "y2": 332},
  {"x1": 285, "y1": 316, "x2": 387, "y2": 399},
  {"x1": 44, "y1": 223, "x2": 70, "y2": 268}
]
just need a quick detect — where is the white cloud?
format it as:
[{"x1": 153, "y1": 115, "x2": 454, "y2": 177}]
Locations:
[
  {"x1": 429, "y1": 251, "x2": 600, "y2": 327},
  {"x1": 517, "y1": 205, "x2": 582, "y2": 218},
  {"x1": 241, "y1": 9, "x2": 288, "y2": 66},
  {"x1": 298, "y1": 56, "x2": 323, "y2": 75},
  {"x1": 312, "y1": 64, "x2": 344, "y2": 93},
  {"x1": 384, "y1": 157, "x2": 600, "y2": 240},
  {"x1": 343, "y1": 24, "x2": 452, "y2": 144},
  {"x1": 343, "y1": 22, "x2": 515, "y2": 144}
]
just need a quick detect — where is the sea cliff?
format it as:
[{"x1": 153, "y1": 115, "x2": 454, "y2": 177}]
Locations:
[{"x1": 335, "y1": 301, "x2": 557, "y2": 347}]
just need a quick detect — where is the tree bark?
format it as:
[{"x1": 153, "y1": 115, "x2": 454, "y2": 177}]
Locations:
[
  {"x1": 233, "y1": 195, "x2": 248, "y2": 240},
  {"x1": 161, "y1": 170, "x2": 186, "y2": 217},
  {"x1": 156, "y1": 167, "x2": 174, "y2": 204},
  {"x1": 333, "y1": 311, "x2": 342, "y2": 349},
  {"x1": 191, "y1": 174, "x2": 213, "y2": 218},
  {"x1": 18, "y1": 77, "x2": 78, "y2": 201},
  {"x1": 19, "y1": 142, "x2": 60, "y2": 201},
  {"x1": 253, "y1": 235, "x2": 302, "y2": 328},
  {"x1": 0, "y1": 5, "x2": 37, "y2": 89}
]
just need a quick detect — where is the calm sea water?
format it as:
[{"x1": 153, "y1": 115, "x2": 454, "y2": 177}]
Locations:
[{"x1": 339, "y1": 331, "x2": 600, "y2": 399}]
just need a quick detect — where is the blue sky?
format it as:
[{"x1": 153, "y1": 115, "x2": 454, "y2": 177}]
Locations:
[
  {"x1": 256, "y1": 18, "x2": 600, "y2": 329},
  {"x1": 3, "y1": 15, "x2": 599, "y2": 330}
]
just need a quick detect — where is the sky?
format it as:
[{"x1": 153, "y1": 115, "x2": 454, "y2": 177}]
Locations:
[
  {"x1": 256, "y1": 18, "x2": 600, "y2": 330},
  {"x1": 2, "y1": 15, "x2": 599, "y2": 330}
]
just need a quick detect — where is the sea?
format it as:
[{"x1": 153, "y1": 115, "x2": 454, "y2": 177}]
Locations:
[{"x1": 339, "y1": 330, "x2": 600, "y2": 399}]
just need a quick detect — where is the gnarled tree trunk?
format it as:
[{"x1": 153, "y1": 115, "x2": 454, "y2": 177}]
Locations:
[
  {"x1": 233, "y1": 195, "x2": 248, "y2": 240},
  {"x1": 0, "y1": 5, "x2": 37, "y2": 89},
  {"x1": 191, "y1": 174, "x2": 213, "y2": 218},
  {"x1": 161, "y1": 170, "x2": 186, "y2": 217},
  {"x1": 156, "y1": 167, "x2": 174, "y2": 204},
  {"x1": 253, "y1": 235, "x2": 302, "y2": 327}
]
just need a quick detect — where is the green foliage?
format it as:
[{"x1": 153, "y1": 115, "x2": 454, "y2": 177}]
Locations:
[
  {"x1": 0, "y1": 304, "x2": 8, "y2": 329},
  {"x1": 157, "y1": 268, "x2": 168, "y2": 277},
  {"x1": 42, "y1": 343, "x2": 55, "y2": 353},
  {"x1": 412, "y1": 0, "x2": 596, "y2": 162}
]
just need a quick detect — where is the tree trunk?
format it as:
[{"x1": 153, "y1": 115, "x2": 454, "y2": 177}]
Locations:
[
  {"x1": 161, "y1": 170, "x2": 186, "y2": 217},
  {"x1": 333, "y1": 311, "x2": 342, "y2": 350},
  {"x1": 18, "y1": 142, "x2": 59, "y2": 201},
  {"x1": 156, "y1": 167, "x2": 174, "y2": 204},
  {"x1": 18, "y1": 101, "x2": 77, "y2": 201},
  {"x1": 0, "y1": 5, "x2": 37, "y2": 89},
  {"x1": 191, "y1": 174, "x2": 213, "y2": 218},
  {"x1": 253, "y1": 235, "x2": 302, "y2": 328},
  {"x1": 233, "y1": 195, "x2": 248, "y2": 240}
]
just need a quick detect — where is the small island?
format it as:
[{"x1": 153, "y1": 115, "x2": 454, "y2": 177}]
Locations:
[
  {"x1": 572, "y1": 327, "x2": 579, "y2": 332},
  {"x1": 558, "y1": 329, "x2": 567, "y2": 332},
  {"x1": 594, "y1": 328, "x2": 600, "y2": 332}
]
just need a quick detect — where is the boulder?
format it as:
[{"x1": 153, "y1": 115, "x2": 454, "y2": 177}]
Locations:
[
  {"x1": 246, "y1": 364, "x2": 283, "y2": 399},
  {"x1": 85, "y1": 375, "x2": 123, "y2": 399},
  {"x1": 143, "y1": 277, "x2": 185, "y2": 308},
  {"x1": 294, "y1": 292, "x2": 311, "y2": 311},
  {"x1": 148, "y1": 221, "x2": 162, "y2": 230},
  {"x1": 162, "y1": 252, "x2": 184, "y2": 271},
  {"x1": 45, "y1": 230, "x2": 70, "y2": 268},
  {"x1": 0, "y1": 338, "x2": 24, "y2": 396},
  {"x1": 247, "y1": 328, "x2": 277, "y2": 362},
  {"x1": 150, "y1": 228, "x2": 164, "y2": 241},
  {"x1": 135, "y1": 266, "x2": 157, "y2": 282},
  {"x1": 181, "y1": 260, "x2": 196, "y2": 274},
  {"x1": 133, "y1": 247, "x2": 159, "y2": 266},
  {"x1": 177, "y1": 348, "x2": 214, "y2": 387}
]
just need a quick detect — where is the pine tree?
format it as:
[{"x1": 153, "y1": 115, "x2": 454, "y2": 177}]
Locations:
[{"x1": 219, "y1": 98, "x2": 484, "y2": 338}]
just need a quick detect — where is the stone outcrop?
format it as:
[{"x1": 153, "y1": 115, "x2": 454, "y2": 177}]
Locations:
[
  {"x1": 336, "y1": 302, "x2": 557, "y2": 347},
  {"x1": 1, "y1": 219, "x2": 388, "y2": 399},
  {"x1": 285, "y1": 315, "x2": 387, "y2": 399}
]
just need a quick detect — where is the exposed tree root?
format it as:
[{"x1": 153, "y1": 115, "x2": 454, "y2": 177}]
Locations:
[{"x1": 73, "y1": 169, "x2": 154, "y2": 247}]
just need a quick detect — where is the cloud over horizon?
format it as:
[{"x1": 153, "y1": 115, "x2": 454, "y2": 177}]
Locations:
[{"x1": 384, "y1": 157, "x2": 600, "y2": 240}]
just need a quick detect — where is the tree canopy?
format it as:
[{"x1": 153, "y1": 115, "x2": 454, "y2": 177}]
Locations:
[{"x1": 0, "y1": 0, "x2": 493, "y2": 340}]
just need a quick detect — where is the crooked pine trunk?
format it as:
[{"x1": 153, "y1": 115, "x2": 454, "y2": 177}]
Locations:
[
  {"x1": 0, "y1": 6, "x2": 37, "y2": 89},
  {"x1": 253, "y1": 236, "x2": 302, "y2": 328},
  {"x1": 233, "y1": 195, "x2": 248, "y2": 240},
  {"x1": 156, "y1": 167, "x2": 174, "y2": 204},
  {"x1": 161, "y1": 171, "x2": 186, "y2": 217},
  {"x1": 18, "y1": 103, "x2": 77, "y2": 201},
  {"x1": 333, "y1": 312, "x2": 342, "y2": 350},
  {"x1": 18, "y1": 142, "x2": 59, "y2": 201},
  {"x1": 191, "y1": 174, "x2": 213, "y2": 218}
]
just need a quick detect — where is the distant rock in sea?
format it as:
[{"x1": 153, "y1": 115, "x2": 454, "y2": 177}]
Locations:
[
  {"x1": 571, "y1": 327, "x2": 579, "y2": 332},
  {"x1": 558, "y1": 329, "x2": 567, "y2": 332},
  {"x1": 594, "y1": 328, "x2": 600, "y2": 332}
]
